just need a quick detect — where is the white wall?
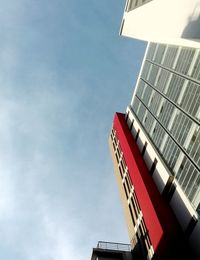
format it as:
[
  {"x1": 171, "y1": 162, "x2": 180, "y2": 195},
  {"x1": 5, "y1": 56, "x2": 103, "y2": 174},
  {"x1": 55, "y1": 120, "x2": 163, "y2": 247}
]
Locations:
[{"x1": 122, "y1": 0, "x2": 200, "y2": 47}]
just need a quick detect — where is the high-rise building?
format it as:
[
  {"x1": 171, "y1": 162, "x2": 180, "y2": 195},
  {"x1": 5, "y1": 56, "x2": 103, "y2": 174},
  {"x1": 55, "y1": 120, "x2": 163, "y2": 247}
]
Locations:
[
  {"x1": 109, "y1": 112, "x2": 195, "y2": 259},
  {"x1": 108, "y1": 1, "x2": 200, "y2": 259},
  {"x1": 130, "y1": 42, "x2": 200, "y2": 213}
]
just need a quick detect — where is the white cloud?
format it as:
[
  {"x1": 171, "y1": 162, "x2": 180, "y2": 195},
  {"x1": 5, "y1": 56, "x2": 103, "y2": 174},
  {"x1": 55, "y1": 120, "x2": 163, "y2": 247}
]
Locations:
[
  {"x1": 0, "y1": 166, "x2": 16, "y2": 220},
  {"x1": 0, "y1": 0, "x2": 143, "y2": 259}
]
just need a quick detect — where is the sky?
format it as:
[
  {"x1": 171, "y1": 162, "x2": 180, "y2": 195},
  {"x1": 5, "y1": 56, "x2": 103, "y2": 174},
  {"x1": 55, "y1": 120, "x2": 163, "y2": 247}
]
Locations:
[{"x1": 0, "y1": 0, "x2": 146, "y2": 259}]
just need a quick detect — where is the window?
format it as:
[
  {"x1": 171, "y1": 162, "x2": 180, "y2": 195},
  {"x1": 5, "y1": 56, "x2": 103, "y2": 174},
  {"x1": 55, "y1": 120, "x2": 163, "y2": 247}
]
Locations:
[
  {"x1": 132, "y1": 191, "x2": 141, "y2": 215},
  {"x1": 131, "y1": 197, "x2": 138, "y2": 217},
  {"x1": 197, "y1": 202, "x2": 200, "y2": 216},
  {"x1": 125, "y1": 177, "x2": 131, "y2": 193},
  {"x1": 175, "y1": 48, "x2": 195, "y2": 75},
  {"x1": 130, "y1": 121, "x2": 134, "y2": 130},
  {"x1": 141, "y1": 142, "x2": 147, "y2": 156},
  {"x1": 125, "y1": 111, "x2": 129, "y2": 122},
  {"x1": 123, "y1": 182, "x2": 128, "y2": 199},
  {"x1": 116, "y1": 153, "x2": 119, "y2": 163},
  {"x1": 129, "y1": 204, "x2": 136, "y2": 226},
  {"x1": 119, "y1": 166, "x2": 123, "y2": 179},
  {"x1": 149, "y1": 158, "x2": 157, "y2": 175},
  {"x1": 135, "y1": 129, "x2": 140, "y2": 141}
]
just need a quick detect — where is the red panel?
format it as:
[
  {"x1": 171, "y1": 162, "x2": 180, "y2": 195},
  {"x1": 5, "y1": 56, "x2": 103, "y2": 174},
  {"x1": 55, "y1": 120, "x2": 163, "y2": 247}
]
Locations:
[{"x1": 113, "y1": 112, "x2": 179, "y2": 252}]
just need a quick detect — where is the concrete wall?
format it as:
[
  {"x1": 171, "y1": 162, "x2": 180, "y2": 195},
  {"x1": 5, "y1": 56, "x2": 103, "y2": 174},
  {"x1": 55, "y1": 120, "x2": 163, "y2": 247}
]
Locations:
[
  {"x1": 108, "y1": 136, "x2": 136, "y2": 245},
  {"x1": 122, "y1": 0, "x2": 200, "y2": 47}
]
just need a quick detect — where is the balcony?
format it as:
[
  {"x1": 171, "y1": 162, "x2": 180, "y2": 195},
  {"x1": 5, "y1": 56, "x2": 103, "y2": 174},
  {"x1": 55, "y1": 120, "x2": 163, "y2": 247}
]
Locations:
[{"x1": 96, "y1": 241, "x2": 131, "y2": 252}]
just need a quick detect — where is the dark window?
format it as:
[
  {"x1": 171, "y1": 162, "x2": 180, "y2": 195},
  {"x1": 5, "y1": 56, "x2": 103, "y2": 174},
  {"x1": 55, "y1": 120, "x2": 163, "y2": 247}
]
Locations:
[
  {"x1": 127, "y1": 172, "x2": 132, "y2": 188},
  {"x1": 121, "y1": 161, "x2": 125, "y2": 172},
  {"x1": 129, "y1": 205, "x2": 135, "y2": 226},
  {"x1": 130, "y1": 121, "x2": 133, "y2": 130},
  {"x1": 123, "y1": 182, "x2": 128, "y2": 199},
  {"x1": 162, "y1": 176, "x2": 176, "y2": 201},
  {"x1": 131, "y1": 197, "x2": 138, "y2": 217},
  {"x1": 141, "y1": 142, "x2": 147, "y2": 156},
  {"x1": 119, "y1": 166, "x2": 123, "y2": 179},
  {"x1": 125, "y1": 111, "x2": 129, "y2": 122},
  {"x1": 149, "y1": 158, "x2": 157, "y2": 175},
  {"x1": 116, "y1": 153, "x2": 119, "y2": 163},
  {"x1": 133, "y1": 191, "x2": 140, "y2": 215},
  {"x1": 117, "y1": 148, "x2": 120, "y2": 158},
  {"x1": 122, "y1": 157, "x2": 126, "y2": 170},
  {"x1": 125, "y1": 178, "x2": 130, "y2": 192},
  {"x1": 135, "y1": 129, "x2": 140, "y2": 142}
]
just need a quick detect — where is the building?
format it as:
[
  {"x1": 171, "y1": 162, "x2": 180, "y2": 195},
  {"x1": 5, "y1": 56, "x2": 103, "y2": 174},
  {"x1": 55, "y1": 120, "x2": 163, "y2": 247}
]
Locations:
[
  {"x1": 91, "y1": 241, "x2": 133, "y2": 260},
  {"x1": 129, "y1": 42, "x2": 200, "y2": 213},
  {"x1": 109, "y1": 112, "x2": 195, "y2": 259},
  {"x1": 108, "y1": 1, "x2": 200, "y2": 259},
  {"x1": 120, "y1": 0, "x2": 200, "y2": 47}
]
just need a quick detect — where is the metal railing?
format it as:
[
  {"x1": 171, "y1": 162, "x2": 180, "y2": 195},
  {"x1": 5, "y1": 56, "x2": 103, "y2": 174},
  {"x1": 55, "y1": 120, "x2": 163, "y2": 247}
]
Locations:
[{"x1": 97, "y1": 241, "x2": 131, "y2": 252}]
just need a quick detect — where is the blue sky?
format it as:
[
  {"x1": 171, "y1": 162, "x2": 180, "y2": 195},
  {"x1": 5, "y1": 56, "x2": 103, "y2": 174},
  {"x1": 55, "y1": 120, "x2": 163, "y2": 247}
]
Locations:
[{"x1": 0, "y1": 0, "x2": 146, "y2": 259}]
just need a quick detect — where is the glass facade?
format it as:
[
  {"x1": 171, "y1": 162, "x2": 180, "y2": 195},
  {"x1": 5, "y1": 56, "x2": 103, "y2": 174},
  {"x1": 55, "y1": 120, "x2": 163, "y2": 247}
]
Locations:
[{"x1": 131, "y1": 43, "x2": 200, "y2": 210}]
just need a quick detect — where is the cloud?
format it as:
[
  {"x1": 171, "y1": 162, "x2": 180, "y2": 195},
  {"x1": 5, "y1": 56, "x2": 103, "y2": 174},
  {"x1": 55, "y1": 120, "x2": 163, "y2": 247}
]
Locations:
[
  {"x1": 0, "y1": 0, "x2": 146, "y2": 259},
  {"x1": 0, "y1": 69, "x2": 129, "y2": 259}
]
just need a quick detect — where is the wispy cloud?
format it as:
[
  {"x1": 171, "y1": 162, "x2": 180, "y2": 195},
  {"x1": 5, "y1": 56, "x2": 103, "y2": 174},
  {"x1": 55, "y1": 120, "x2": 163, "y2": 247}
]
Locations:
[{"x1": 0, "y1": 0, "x2": 145, "y2": 259}]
